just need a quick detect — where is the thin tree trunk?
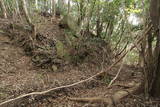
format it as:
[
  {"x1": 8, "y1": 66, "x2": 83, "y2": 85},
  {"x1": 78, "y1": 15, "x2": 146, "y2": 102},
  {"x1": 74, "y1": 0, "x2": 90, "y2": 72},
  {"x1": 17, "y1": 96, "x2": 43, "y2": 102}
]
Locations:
[
  {"x1": 35, "y1": 0, "x2": 38, "y2": 10},
  {"x1": 15, "y1": 0, "x2": 22, "y2": 21},
  {"x1": 20, "y1": 0, "x2": 36, "y2": 38},
  {"x1": 77, "y1": 0, "x2": 86, "y2": 26},
  {"x1": 57, "y1": 0, "x2": 64, "y2": 14},
  {"x1": 20, "y1": 0, "x2": 32, "y2": 25},
  {"x1": 68, "y1": 0, "x2": 70, "y2": 15},
  {"x1": 15, "y1": 0, "x2": 20, "y2": 15},
  {"x1": 86, "y1": 0, "x2": 96, "y2": 32},
  {"x1": 0, "y1": 0, "x2": 8, "y2": 18},
  {"x1": 52, "y1": 0, "x2": 56, "y2": 17}
]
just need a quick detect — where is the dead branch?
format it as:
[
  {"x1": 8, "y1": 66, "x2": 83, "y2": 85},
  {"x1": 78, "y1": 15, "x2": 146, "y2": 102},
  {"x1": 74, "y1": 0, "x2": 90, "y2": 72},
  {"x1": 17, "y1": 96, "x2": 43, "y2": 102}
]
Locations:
[
  {"x1": 0, "y1": 55, "x2": 122, "y2": 107},
  {"x1": 108, "y1": 56, "x2": 126, "y2": 88},
  {"x1": 0, "y1": 25, "x2": 152, "y2": 107},
  {"x1": 114, "y1": 41, "x2": 129, "y2": 58},
  {"x1": 67, "y1": 25, "x2": 152, "y2": 106},
  {"x1": 113, "y1": 32, "x2": 123, "y2": 52}
]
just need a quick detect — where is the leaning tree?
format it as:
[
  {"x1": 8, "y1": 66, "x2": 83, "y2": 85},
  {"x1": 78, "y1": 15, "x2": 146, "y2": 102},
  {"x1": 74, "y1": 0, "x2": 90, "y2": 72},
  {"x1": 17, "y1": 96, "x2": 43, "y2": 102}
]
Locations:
[{"x1": 0, "y1": 0, "x2": 8, "y2": 18}]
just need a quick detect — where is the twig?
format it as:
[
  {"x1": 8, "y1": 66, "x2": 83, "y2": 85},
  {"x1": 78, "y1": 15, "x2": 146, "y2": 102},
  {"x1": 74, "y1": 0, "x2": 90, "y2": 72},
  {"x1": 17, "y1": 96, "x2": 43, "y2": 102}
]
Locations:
[
  {"x1": 108, "y1": 55, "x2": 126, "y2": 88},
  {"x1": 0, "y1": 54, "x2": 123, "y2": 106},
  {"x1": 0, "y1": 25, "x2": 152, "y2": 106},
  {"x1": 114, "y1": 41, "x2": 129, "y2": 58}
]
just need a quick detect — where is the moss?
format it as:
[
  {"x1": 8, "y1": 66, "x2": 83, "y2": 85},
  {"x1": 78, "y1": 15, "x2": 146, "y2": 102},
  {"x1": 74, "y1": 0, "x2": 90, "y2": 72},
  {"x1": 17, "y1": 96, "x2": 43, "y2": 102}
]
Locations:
[
  {"x1": 60, "y1": 15, "x2": 80, "y2": 33},
  {"x1": 0, "y1": 30, "x2": 4, "y2": 33},
  {"x1": 55, "y1": 40, "x2": 70, "y2": 60},
  {"x1": 0, "y1": 92, "x2": 8, "y2": 98}
]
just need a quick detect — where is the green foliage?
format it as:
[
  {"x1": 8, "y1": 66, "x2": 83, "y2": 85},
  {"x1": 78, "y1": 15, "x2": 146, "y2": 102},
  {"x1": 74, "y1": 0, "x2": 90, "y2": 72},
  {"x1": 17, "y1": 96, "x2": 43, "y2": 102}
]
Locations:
[
  {"x1": 0, "y1": 30, "x2": 4, "y2": 33},
  {"x1": 125, "y1": 4, "x2": 142, "y2": 13},
  {"x1": 55, "y1": 40, "x2": 69, "y2": 59},
  {"x1": 0, "y1": 0, "x2": 149, "y2": 64}
]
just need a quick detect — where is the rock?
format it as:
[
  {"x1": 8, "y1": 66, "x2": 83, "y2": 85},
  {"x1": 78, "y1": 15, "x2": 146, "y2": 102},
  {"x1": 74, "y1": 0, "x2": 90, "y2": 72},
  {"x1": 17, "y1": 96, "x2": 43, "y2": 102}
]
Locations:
[
  {"x1": 59, "y1": 15, "x2": 80, "y2": 33},
  {"x1": 51, "y1": 65, "x2": 58, "y2": 72}
]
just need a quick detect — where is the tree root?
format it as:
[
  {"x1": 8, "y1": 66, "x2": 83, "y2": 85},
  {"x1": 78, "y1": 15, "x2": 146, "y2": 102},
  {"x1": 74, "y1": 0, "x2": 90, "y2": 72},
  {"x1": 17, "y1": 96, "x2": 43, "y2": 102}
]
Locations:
[
  {"x1": 68, "y1": 97, "x2": 113, "y2": 106},
  {"x1": 0, "y1": 25, "x2": 152, "y2": 107},
  {"x1": 0, "y1": 50, "x2": 131, "y2": 107},
  {"x1": 68, "y1": 82, "x2": 141, "y2": 106}
]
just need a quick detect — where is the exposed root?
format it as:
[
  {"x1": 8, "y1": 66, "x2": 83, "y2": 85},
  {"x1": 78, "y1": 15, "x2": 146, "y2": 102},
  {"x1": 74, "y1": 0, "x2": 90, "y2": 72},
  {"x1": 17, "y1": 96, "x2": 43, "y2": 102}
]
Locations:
[
  {"x1": 0, "y1": 25, "x2": 151, "y2": 107},
  {"x1": 108, "y1": 56, "x2": 125, "y2": 88},
  {"x1": 68, "y1": 82, "x2": 141, "y2": 106},
  {"x1": 68, "y1": 97, "x2": 113, "y2": 105}
]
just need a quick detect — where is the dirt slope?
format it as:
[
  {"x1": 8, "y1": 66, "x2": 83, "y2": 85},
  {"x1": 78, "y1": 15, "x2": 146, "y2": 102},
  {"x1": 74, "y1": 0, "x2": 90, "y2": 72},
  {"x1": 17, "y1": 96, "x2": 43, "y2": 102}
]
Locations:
[{"x1": 0, "y1": 18, "x2": 145, "y2": 107}]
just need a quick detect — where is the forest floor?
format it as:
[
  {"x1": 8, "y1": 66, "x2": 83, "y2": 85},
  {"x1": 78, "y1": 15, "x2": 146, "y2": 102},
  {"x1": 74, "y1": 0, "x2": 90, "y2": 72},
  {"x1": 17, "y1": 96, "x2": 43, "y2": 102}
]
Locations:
[{"x1": 0, "y1": 17, "x2": 156, "y2": 107}]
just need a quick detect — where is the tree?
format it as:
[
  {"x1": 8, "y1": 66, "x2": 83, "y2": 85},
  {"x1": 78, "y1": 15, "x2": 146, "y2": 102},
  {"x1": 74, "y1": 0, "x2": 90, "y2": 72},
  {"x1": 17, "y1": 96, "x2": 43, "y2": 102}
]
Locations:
[
  {"x1": 68, "y1": 0, "x2": 71, "y2": 15},
  {"x1": 35, "y1": 0, "x2": 38, "y2": 10},
  {"x1": 52, "y1": 0, "x2": 56, "y2": 17},
  {"x1": 148, "y1": 0, "x2": 160, "y2": 97},
  {"x1": 20, "y1": 0, "x2": 32, "y2": 25},
  {"x1": 20, "y1": 0, "x2": 36, "y2": 37},
  {"x1": 0, "y1": 0, "x2": 8, "y2": 18}
]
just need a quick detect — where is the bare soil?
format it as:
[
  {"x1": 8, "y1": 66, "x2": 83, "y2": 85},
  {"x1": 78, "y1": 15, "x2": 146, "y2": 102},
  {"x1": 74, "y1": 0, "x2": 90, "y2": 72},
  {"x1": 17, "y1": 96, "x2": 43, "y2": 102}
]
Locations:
[{"x1": 0, "y1": 17, "x2": 157, "y2": 107}]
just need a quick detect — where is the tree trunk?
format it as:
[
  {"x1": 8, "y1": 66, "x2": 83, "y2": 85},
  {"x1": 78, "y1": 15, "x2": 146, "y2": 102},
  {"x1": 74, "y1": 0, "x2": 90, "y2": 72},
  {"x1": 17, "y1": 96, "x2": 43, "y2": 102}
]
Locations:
[
  {"x1": 86, "y1": 0, "x2": 96, "y2": 33},
  {"x1": 57, "y1": 0, "x2": 64, "y2": 14},
  {"x1": 52, "y1": 0, "x2": 56, "y2": 17},
  {"x1": 15, "y1": 0, "x2": 22, "y2": 19},
  {"x1": 20, "y1": 0, "x2": 36, "y2": 37},
  {"x1": 150, "y1": 51, "x2": 160, "y2": 97},
  {"x1": 67, "y1": 0, "x2": 70, "y2": 15},
  {"x1": 20, "y1": 0, "x2": 32, "y2": 25},
  {"x1": 35, "y1": 0, "x2": 38, "y2": 10},
  {"x1": 0, "y1": 0, "x2": 8, "y2": 18},
  {"x1": 78, "y1": 0, "x2": 83, "y2": 26},
  {"x1": 148, "y1": 0, "x2": 160, "y2": 98}
]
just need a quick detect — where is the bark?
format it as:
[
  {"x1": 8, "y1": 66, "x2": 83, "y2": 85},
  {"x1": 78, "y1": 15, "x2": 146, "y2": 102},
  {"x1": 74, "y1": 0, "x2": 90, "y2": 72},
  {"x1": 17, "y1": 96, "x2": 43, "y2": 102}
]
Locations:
[
  {"x1": 86, "y1": 0, "x2": 96, "y2": 32},
  {"x1": 148, "y1": 0, "x2": 160, "y2": 98},
  {"x1": 150, "y1": 51, "x2": 160, "y2": 97},
  {"x1": 67, "y1": 0, "x2": 70, "y2": 15},
  {"x1": 20, "y1": 0, "x2": 32, "y2": 25},
  {"x1": 96, "y1": 3, "x2": 103, "y2": 36},
  {"x1": 57, "y1": 0, "x2": 64, "y2": 14},
  {"x1": 14, "y1": 0, "x2": 22, "y2": 21},
  {"x1": 150, "y1": 18, "x2": 160, "y2": 97},
  {"x1": 54, "y1": 0, "x2": 56, "y2": 16},
  {"x1": 20, "y1": 0, "x2": 36, "y2": 38},
  {"x1": 77, "y1": 0, "x2": 85, "y2": 26},
  {"x1": 138, "y1": 39, "x2": 146, "y2": 67},
  {"x1": 52, "y1": 0, "x2": 56, "y2": 16},
  {"x1": 15, "y1": 0, "x2": 20, "y2": 15},
  {"x1": 0, "y1": 0, "x2": 7, "y2": 18},
  {"x1": 149, "y1": 0, "x2": 159, "y2": 29},
  {"x1": 35, "y1": 0, "x2": 38, "y2": 10}
]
